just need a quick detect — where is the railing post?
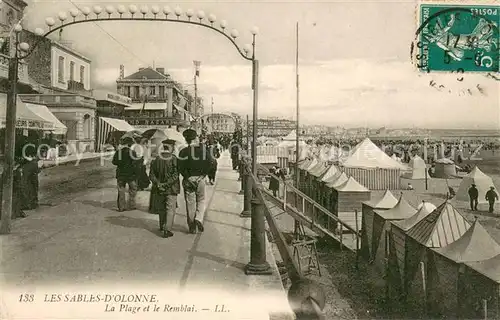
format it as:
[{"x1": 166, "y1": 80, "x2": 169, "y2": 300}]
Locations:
[
  {"x1": 239, "y1": 161, "x2": 245, "y2": 194},
  {"x1": 245, "y1": 185, "x2": 272, "y2": 275},
  {"x1": 240, "y1": 160, "x2": 252, "y2": 218}
]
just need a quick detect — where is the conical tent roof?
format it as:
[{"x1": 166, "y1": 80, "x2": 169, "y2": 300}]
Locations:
[
  {"x1": 406, "y1": 201, "x2": 471, "y2": 248},
  {"x1": 393, "y1": 203, "x2": 434, "y2": 231},
  {"x1": 341, "y1": 138, "x2": 406, "y2": 169},
  {"x1": 334, "y1": 176, "x2": 369, "y2": 192},
  {"x1": 283, "y1": 130, "x2": 297, "y2": 141},
  {"x1": 466, "y1": 254, "x2": 500, "y2": 282},
  {"x1": 417, "y1": 201, "x2": 437, "y2": 212},
  {"x1": 299, "y1": 159, "x2": 312, "y2": 170},
  {"x1": 309, "y1": 161, "x2": 330, "y2": 177},
  {"x1": 305, "y1": 158, "x2": 318, "y2": 171},
  {"x1": 456, "y1": 167, "x2": 496, "y2": 203},
  {"x1": 434, "y1": 220, "x2": 500, "y2": 263},
  {"x1": 326, "y1": 172, "x2": 348, "y2": 188},
  {"x1": 363, "y1": 190, "x2": 398, "y2": 209},
  {"x1": 319, "y1": 164, "x2": 339, "y2": 182},
  {"x1": 410, "y1": 155, "x2": 426, "y2": 169},
  {"x1": 374, "y1": 194, "x2": 417, "y2": 220}
]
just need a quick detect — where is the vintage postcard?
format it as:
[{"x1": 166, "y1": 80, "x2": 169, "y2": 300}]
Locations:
[{"x1": 0, "y1": 0, "x2": 498, "y2": 319}]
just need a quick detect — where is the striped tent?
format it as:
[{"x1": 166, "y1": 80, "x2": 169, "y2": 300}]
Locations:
[{"x1": 96, "y1": 117, "x2": 135, "y2": 151}]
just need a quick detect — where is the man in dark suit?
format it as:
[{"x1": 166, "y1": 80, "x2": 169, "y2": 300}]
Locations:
[
  {"x1": 112, "y1": 137, "x2": 139, "y2": 212},
  {"x1": 485, "y1": 186, "x2": 499, "y2": 214},
  {"x1": 178, "y1": 129, "x2": 213, "y2": 234},
  {"x1": 468, "y1": 183, "x2": 479, "y2": 211},
  {"x1": 149, "y1": 139, "x2": 180, "y2": 238}
]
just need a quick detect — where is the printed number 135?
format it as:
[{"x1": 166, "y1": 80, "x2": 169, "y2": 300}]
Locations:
[{"x1": 19, "y1": 294, "x2": 34, "y2": 302}]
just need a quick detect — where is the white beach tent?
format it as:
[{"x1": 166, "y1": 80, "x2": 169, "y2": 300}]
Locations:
[
  {"x1": 407, "y1": 155, "x2": 427, "y2": 179},
  {"x1": 455, "y1": 167, "x2": 497, "y2": 203}
]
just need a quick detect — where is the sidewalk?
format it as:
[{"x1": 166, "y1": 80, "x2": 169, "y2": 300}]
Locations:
[{"x1": 0, "y1": 152, "x2": 294, "y2": 320}]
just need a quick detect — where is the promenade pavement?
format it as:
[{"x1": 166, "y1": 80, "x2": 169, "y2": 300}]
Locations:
[{"x1": 0, "y1": 152, "x2": 294, "y2": 320}]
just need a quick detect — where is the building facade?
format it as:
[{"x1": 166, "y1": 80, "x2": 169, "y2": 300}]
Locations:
[
  {"x1": 0, "y1": 0, "x2": 34, "y2": 94},
  {"x1": 117, "y1": 66, "x2": 199, "y2": 130},
  {"x1": 203, "y1": 113, "x2": 237, "y2": 134},
  {"x1": 19, "y1": 34, "x2": 96, "y2": 153}
]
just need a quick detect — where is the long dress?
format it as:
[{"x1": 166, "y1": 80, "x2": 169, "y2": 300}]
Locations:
[
  {"x1": 0, "y1": 165, "x2": 26, "y2": 219},
  {"x1": 21, "y1": 158, "x2": 40, "y2": 210}
]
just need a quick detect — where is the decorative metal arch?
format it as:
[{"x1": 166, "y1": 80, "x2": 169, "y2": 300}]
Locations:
[{"x1": 18, "y1": 5, "x2": 257, "y2": 62}]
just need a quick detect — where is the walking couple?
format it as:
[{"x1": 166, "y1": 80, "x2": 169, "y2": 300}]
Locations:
[{"x1": 113, "y1": 129, "x2": 213, "y2": 238}]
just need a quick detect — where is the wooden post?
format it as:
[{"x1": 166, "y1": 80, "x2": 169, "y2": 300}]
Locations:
[
  {"x1": 483, "y1": 299, "x2": 487, "y2": 320},
  {"x1": 355, "y1": 210, "x2": 359, "y2": 270},
  {"x1": 421, "y1": 261, "x2": 427, "y2": 316}
]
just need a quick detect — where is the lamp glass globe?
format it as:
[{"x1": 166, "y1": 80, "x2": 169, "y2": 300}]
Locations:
[
  {"x1": 140, "y1": 6, "x2": 149, "y2": 14},
  {"x1": 243, "y1": 44, "x2": 251, "y2": 53},
  {"x1": 14, "y1": 23, "x2": 22, "y2": 32},
  {"x1": 163, "y1": 6, "x2": 172, "y2": 15},
  {"x1": 105, "y1": 6, "x2": 115, "y2": 14},
  {"x1": 220, "y1": 20, "x2": 227, "y2": 28},
  {"x1": 45, "y1": 17, "x2": 55, "y2": 26},
  {"x1": 231, "y1": 29, "x2": 239, "y2": 38},
  {"x1": 208, "y1": 14, "x2": 216, "y2": 22},
  {"x1": 197, "y1": 10, "x2": 205, "y2": 20},
  {"x1": 151, "y1": 6, "x2": 160, "y2": 14},
  {"x1": 251, "y1": 26, "x2": 259, "y2": 35},
  {"x1": 34, "y1": 27, "x2": 44, "y2": 36},
  {"x1": 117, "y1": 5, "x2": 126, "y2": 14},
  {"x1": 174, "y1": 7, "x2": 182, "y2": 16},
  {"x1": 70, "y1": 9, "x2": 79, "y2": 17},
  {"x1": 93, "y1": 6, "x2": 103, "y2": 14},
  {"x1": 186, "y1": 9, "x2": 194, "y2": 17},
  {"x1": 129, "y1": 5, "x2": 138, "y2": 14},
  {"x1": 58, "y1": 12, "x2": 68, "y2": 21},
  {"x1": 81, "y1": 7, "x2": 91, "y2": 16}
]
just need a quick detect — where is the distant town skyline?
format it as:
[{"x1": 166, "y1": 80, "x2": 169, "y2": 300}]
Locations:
[{"x1": 24, "y1": 0, "x2": 499, "y2": 130}]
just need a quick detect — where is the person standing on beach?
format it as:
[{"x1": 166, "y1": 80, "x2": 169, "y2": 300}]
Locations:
[
  {"x1": 485, "y1": 186, "x2": 499, "y2": 214},
  {"x1": 112, "y1": 137, "x2": 139, "y2": 212},
  {"x1": 468, "y1": 184, "x2": 479, "y2": 211},
  {"x1": 178, "y1": 129, "x2": 212, "y2": 234},
  {"x1": 149, "y1": 139, "x2": 180, "y2": 238}
]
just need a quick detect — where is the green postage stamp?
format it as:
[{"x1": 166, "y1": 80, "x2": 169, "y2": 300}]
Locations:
[{"x1": 416, "y1": 4, "x2": 499, "y2": 73}]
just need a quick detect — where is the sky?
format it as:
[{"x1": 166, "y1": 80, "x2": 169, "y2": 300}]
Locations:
[{"x1": 23, "y1": 0, "x2": 500, "y2": 129}]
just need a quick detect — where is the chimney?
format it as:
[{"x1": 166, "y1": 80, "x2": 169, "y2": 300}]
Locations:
[
  {"x1": 156, "y1": 67, "x2": 165, "y2": 75},
  {"x1": 119, "y1": 65, "x2": 124, "y2": 79}
]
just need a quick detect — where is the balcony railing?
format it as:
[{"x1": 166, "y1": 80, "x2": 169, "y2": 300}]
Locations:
[
  {"x1": 0, "y1": 53, "x2": 29, "y2": 84},
  {"x1": 19, "y1": 93, "x2": 97, "y2": 108}
]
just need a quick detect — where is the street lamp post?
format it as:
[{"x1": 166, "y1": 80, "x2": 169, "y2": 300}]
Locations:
[
  {"x1": 0, "y1": 5, "x2": 260, "y2": 235},
  {"x1": 0, "y1": 24, "x2": 30, "y2": 235}
]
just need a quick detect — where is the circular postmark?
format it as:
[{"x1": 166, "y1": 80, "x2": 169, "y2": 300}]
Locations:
[{"x1": 410, "y1": 5, "x2": 499, "y2": 95}]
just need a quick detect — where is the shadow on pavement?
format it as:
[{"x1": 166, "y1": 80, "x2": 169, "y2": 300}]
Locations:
[
  {"x1": 187, "y1": 249, "x2": 246, "y2": 271},
  {"x1": 105, "y1": 215, "x2": 161, "y2": 237}
]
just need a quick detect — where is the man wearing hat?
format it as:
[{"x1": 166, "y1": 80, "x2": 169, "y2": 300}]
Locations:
[
  {"x1": 149, "y1": 139, "x2": 180, "y2": 238},
  {"x1": 485, "y1": 186, "x2": 498, "y2": 213},
  {"x1": 178, "y1": 128, "x2": 213, "y2": 233},
  {"x1": 468, "y1": 183, "x2": 479, "y2": 211},
  {"x1": 112, "y1": 136, "x2": 139, "y2": 212}
]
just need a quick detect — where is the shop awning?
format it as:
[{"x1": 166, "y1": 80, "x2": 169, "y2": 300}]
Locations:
[
  {"x1": 100, "y1": 117, "x2": 135, "y2": 132},
  {"x1": 25, "y1": 103, "x2": 67, "y2": 135},
  {"x1": 0, "y1": 94, "x2": 53, "y2": 130},
  {"x1": 173, "y1": 104, "x2": 194, "y2": 121}
]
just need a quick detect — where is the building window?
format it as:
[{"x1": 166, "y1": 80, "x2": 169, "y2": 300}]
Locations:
[
  {"x1": 83, "y1": 114, "x2": 91, "y2": 139},
  {"x1": 126, "y1": 86, "x2": 131, "y2": 97},
  {"x1": 159, "y1": 86, "x2": 165, "y2": 98},
  {"x1": 69, "y1": 61, "x2": 75, "y2": 81},
  {"x1": 149, "y1": 86, "x2": 156, "y2": 95},
  {"x1": 58, "y1": 56, "x2": 64, "y2": 83},
  {"x1": 79, "y1": 66, "x2": 85, "y2": 84},
  {"x1": 134, "y1": 86, "x2": 140, "y2": 98}
]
